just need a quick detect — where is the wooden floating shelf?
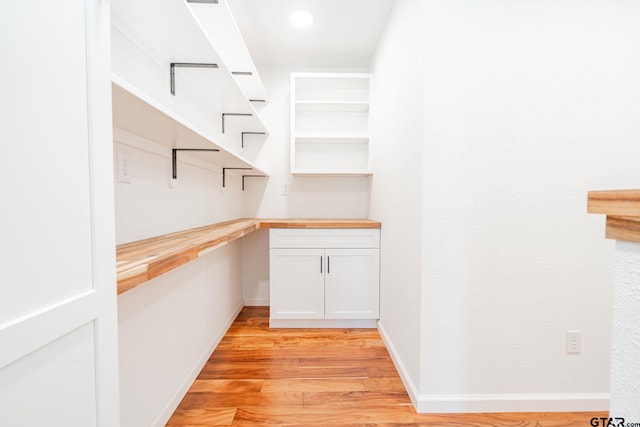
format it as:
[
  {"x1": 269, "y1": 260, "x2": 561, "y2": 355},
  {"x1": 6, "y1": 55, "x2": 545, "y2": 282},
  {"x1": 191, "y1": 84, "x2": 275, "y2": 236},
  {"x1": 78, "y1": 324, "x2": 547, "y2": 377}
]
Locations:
[
  {"x1": 588, "y1": 189, "x2": 640, "y2": 243},
  {"x1": 116, "y1": 218, "x2": 381, "y2": 295}
]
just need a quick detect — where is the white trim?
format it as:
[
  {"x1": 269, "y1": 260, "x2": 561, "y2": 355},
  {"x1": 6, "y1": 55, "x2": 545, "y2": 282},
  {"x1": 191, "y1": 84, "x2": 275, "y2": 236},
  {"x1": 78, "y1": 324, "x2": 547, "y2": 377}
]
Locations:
[
  {"x1": 377, "y1": 320, "x2": 609, "y2": 414},
  {"x1": 243, "y1": 297, "x2": 270, "y2": 306},
  {"x1": 377, "y1": 320, "x2": 421, "y2": 408},
  {"x1": 0, "y1": 290, "x2": 98, "y2": 369},
  {"x1": 292, "y1": 71, "x2": 373, "y2": 80},
  {"x1": 415, "y1": 393, "x2": 609, "y2": 414},
  {"x1": 270, "y1": 318, "x2": 377, "y2": 328},
  {"x1": 151, "y1": 299, "x2": 244, "y2": 427}
]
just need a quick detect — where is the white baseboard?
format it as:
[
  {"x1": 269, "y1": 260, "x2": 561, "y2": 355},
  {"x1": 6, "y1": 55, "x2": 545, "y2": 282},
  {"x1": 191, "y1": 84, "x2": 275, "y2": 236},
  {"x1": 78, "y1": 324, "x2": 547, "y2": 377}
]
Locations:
[
  {"x1": 415, "y1": 393, "x2": 609, "y2": 413},
  {"x1": 377, "y1": 320, "x2": 421, "y2": 408},
  {"x1": 243, "y1": 297, "x2": 269, "y2": 306},
  {"x1": 270, "y1": 318, "x2": 377, "y2": 328},
  {"x1": 152, "y1": 300, "x2": 244, "y2": 427},
  {"x1": 377, "y1": 320, "x2": 609, "y2": 414}
]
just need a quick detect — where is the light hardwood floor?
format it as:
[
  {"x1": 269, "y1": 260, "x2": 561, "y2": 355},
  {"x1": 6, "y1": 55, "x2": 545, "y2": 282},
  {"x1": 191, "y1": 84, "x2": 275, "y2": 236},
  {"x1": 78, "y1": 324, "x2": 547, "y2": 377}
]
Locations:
[{"x1": 167, "y1": 306, "x2": 605, "y2": 426}]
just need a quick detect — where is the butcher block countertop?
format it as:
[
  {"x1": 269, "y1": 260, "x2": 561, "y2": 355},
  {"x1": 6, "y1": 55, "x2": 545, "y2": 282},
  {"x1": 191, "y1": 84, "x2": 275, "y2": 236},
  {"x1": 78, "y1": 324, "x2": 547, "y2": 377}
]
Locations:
[
  {"x1": 116, "y1": 218, "x2": 381, "y2": 295},
  {"x1": 588, "y1": 189, "x2": 640, "y2": 243}
]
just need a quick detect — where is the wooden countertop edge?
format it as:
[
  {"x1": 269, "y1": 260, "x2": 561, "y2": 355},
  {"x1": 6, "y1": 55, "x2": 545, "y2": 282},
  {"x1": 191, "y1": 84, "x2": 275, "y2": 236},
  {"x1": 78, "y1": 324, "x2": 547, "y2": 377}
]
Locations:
[
  {"x1": 588, "y1": 189, "x2": 640, "y2": 244},
  {"x1": 588, "y1": 189, "x2": 640, "y2": 216},
  {"x1": 116, "y1": 218, "x2": 381, "y2": 295},
  {"x1": 258, "y1": 219, "x2": 381, "y2": 229}
]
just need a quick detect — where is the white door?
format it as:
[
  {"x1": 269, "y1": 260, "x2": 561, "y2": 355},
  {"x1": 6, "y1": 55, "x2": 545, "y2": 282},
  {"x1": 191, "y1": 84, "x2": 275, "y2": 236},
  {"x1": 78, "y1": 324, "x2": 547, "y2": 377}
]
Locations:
[
  {"x1": 270, "y1": 249, "x2": 325, "y2": 319},
  {"x1": 0, "y1": 1, "x2": 119, "y2": 426},
  {"x1": 324, "y1": 249, "x2": 380, "y2": 319}
]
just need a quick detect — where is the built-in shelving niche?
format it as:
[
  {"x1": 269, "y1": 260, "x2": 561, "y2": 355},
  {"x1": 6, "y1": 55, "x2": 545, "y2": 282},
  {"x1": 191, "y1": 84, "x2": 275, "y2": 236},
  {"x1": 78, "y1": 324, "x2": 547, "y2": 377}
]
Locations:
[{"x1": 290, "y1": 73, "x2": 372, "y2": 176}]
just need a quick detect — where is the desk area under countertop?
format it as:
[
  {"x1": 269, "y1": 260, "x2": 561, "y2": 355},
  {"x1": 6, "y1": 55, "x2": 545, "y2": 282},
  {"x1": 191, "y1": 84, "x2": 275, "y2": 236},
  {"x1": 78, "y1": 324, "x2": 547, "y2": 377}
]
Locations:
[{"x1": 115, "y1": 218, "x2": 381, "y2": 294}]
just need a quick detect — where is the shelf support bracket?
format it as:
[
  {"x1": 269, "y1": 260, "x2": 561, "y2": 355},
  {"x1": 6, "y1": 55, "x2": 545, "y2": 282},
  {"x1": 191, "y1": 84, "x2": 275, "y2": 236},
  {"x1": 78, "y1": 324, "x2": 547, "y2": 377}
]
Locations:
[
  {"x1": 170, "y1": 63, "x2": 219, "y2": 96},
  {"x1": 222, "y1": 167, "x2": 252, "y2": 188},
  {"x1": 172, "y1": 148, "x2": 220, "y2": 179},
  {"x1": 242, "y1": 175, "x2": 266, "y2": 191},
  {"x1": 221, "y1": 113, "x2": 252, "y2": 134},
  {"x1": 241, "y1": 132, "x2": 266, "y2": 148}
]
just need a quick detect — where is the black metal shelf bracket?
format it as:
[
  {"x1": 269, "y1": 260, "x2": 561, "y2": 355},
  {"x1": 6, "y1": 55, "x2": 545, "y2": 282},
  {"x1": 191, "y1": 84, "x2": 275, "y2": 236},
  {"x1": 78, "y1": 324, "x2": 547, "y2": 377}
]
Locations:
[
  {"x1": 221, "y1": 113, "x2": 253, "y2": 134},
  {"x1": 222, "y1": 167, "x2": 252, "y2": 188},
  {"x1": 242, "y1": 175, "x2": 266, "y2": 191},
  {"x1": 186, "y1": 0, "x2": 218, "y2": 3},
  {"x1": 170, "y1": 63, "x2": 219, "y2": 96},
  {"x1": 241, "y1": 132, "x2": 266, "y2": 148},
  {"x1": 172, "y1": 148, "x2": 220, "y2": 179}
]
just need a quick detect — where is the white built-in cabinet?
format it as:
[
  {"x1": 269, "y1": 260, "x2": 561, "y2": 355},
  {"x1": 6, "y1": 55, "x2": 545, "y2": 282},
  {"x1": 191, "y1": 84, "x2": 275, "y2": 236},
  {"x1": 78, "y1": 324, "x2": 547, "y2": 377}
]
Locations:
[
  {"x1": 290, "y1": 73, "x2": 372, "y2": 175},
  {"x1": 269, "y1": 229, "x2": 380, "y2": 328},
  {"x1": 110, "y1": 0, "x2": 268, "y2": 184}
]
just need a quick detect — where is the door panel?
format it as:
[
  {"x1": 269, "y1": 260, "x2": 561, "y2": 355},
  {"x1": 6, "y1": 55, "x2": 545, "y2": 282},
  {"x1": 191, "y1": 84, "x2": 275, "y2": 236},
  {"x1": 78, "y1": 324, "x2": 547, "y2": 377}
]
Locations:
[
  {"x1": 270, "y1": 249, "x2": 325, "y2": 319},
  {"x1": 0, "y1": 322, "x2": 97, "y2": 426},
  {"x1": 0, "y1": 0, "x2": 93, "y2": 325},
  {"x1": 0, "y1": 1, "x2": 119, "y2": 425},
  {"x1": 324, "y1": 249, "x2": 380, "y2": 319}
]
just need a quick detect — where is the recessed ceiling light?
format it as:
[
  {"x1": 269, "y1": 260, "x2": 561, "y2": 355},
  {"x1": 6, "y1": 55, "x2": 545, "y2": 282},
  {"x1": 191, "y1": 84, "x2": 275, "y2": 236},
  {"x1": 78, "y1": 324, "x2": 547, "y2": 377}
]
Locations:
[{"x1": 289, "y1": 10, "x2": 314, "y2": 27}]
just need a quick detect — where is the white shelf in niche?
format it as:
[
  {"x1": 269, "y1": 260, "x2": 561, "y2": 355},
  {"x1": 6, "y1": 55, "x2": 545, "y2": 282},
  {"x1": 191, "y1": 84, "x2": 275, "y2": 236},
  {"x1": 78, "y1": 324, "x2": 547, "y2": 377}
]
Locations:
[
  {"x1": 295, "y1": 135, "x2": 369, "y2": 144},
  {"x1": 290, "y1": 72, "x2": 372, "y2": 175},
  {"x1": 295, "y1": 75, "x2": 370, "y2": 101},
  {"x1": 112, "y1": 76, "x2": 268, "y2": 176},
  {"x1": 295, "y1": 101, "x2": 369, "y2": 113},
  {"x1": 291, "y1": 169, "x2": 373, "y2": 176}
]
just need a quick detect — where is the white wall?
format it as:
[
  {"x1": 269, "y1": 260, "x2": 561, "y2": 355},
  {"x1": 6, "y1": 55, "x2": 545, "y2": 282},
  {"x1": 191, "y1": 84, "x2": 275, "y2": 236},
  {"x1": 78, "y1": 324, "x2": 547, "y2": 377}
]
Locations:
[
  {"x1": 114, "y1": 134, "x2": 245, "y2": 244},
  {"x1": 114, "y1": 135, "x2": 247, "y2": 426},
  {"x1": 242, "y1": 228, "x2": 271, "y2": 306},
  {"x1": 368, "y1": 0, "x2": 426, "y2": 404},
  {"x1": 371, "y1": 0, "x2": 640, "y2": 413},
  {"x1": 118, "y1": 242, "x2": 243, "y2": 427},
  {"x1": 611, "y1": 241, "x2": 640, "y2": 419}
]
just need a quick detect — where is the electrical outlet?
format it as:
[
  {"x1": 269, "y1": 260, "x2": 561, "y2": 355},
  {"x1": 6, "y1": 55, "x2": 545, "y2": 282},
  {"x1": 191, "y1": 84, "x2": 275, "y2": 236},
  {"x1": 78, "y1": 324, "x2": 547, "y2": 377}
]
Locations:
[
  {"x1": 281, "y1": 183, "x2": 289, "y2": 196},
  {"x1": 567, "y1": 330, "x2": 581, "y2": 354},
  {"x1": 117, "y1": 150, "x2": 132, "y2": 184}
]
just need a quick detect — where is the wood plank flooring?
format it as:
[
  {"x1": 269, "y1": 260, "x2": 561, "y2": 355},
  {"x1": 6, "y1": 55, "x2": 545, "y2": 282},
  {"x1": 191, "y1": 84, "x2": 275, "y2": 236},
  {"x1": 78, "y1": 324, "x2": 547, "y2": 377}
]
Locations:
[{"x1": 167, "y1": 307, "x2": 606, "y2": 426}]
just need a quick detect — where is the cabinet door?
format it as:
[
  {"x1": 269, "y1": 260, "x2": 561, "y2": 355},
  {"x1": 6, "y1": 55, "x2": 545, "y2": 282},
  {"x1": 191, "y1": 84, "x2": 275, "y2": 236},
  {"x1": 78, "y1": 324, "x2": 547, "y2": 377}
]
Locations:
[
  {"x1": 270, "y1": 249, "x2": 325, "y2": 319},
  {"x1": 324, "y1": 249, "x2": 380, "y2": 319}
]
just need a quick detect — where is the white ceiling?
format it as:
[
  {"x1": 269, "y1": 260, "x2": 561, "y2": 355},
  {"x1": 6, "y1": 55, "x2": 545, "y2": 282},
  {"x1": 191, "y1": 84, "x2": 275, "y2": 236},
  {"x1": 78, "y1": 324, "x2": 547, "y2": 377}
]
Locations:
[{"x1": 226, "y1": 0, "x2": 396, "y2": 69}]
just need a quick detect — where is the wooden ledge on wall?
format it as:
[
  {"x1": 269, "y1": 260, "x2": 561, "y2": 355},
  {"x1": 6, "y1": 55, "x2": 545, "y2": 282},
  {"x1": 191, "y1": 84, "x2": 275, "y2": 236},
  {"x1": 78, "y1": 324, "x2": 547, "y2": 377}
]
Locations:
[{"x1": 588, "y1": 189, "x2": 640, "y2": 243}]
